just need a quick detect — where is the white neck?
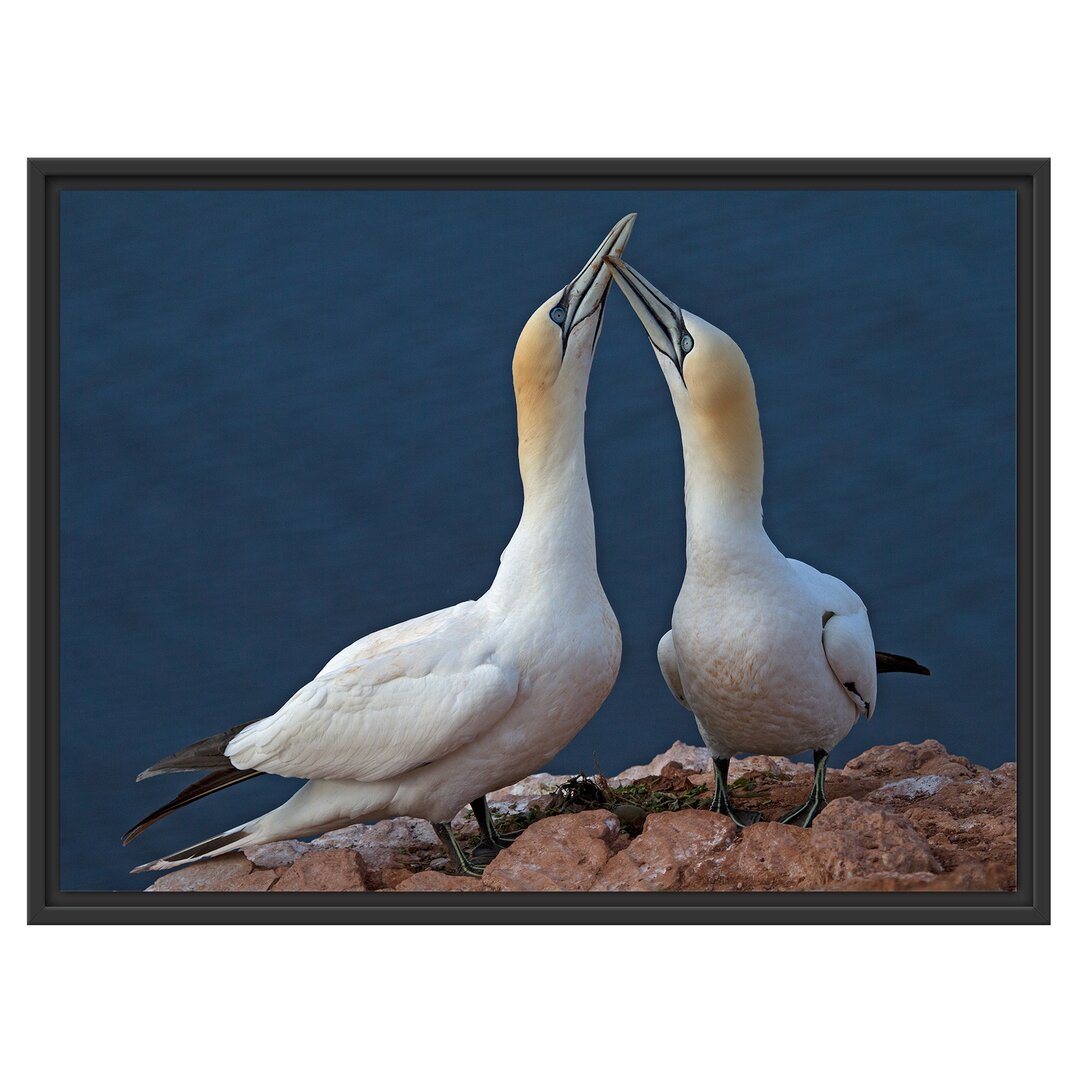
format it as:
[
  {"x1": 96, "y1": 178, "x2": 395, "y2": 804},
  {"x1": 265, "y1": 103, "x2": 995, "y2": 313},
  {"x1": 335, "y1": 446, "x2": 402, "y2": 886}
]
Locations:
[
  {"x1": 678, "y1": 406, "x2": 773, "y2": 575},
  {"x1": 487, "y1": 379, "x2": 599, "y2": 604}
]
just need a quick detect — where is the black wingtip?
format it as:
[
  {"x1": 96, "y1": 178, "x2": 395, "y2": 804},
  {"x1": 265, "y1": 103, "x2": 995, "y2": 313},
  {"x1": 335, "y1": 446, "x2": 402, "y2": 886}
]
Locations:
[
  {"x1": 875, "y1": 651, "x2": 931, "y2": 677},
  {"x1": 122, "y1": 811, "x2": 161, "y2": 847},
  {"x1": 122, "y1": 767, "x2": 259, "y2": 847}
]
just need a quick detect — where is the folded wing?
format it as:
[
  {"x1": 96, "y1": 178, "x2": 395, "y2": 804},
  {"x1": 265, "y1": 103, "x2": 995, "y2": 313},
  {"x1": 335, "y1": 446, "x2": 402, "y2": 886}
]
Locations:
[
  {"x1": 787, "y1": 558, "x2": 878, "y2": 720},
  {"x1": 657, "y1": 629, "x2": 691, "y2": 710},
  {"x1": 821, "y1": 608, "x2": 878, "y2": 719},
  {"x1": 227, "y1": 633, "x2": 519, "y2": 783}
]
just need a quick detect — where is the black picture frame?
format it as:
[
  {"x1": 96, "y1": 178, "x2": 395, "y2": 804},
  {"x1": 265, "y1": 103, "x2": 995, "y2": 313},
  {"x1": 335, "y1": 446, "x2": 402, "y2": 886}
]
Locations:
[{"x1": 28, "y1": 158, "x2": 1049, "y2": 925}]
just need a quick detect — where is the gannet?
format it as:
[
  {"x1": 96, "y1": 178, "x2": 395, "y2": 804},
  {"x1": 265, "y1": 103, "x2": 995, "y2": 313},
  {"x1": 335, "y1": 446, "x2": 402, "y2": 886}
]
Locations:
[
  {"x1": 124, "y1": 214, "x2": 635, "y2": 876},
  {"x1": 606, "y1": 255, "x2": 929, "y2": 827}
]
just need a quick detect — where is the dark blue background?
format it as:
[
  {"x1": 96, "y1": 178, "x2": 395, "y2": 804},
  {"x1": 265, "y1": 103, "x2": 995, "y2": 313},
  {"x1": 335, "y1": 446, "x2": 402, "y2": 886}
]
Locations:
[{"x1": 60, "y1": 189, "x2": 1015, "y2": 890}]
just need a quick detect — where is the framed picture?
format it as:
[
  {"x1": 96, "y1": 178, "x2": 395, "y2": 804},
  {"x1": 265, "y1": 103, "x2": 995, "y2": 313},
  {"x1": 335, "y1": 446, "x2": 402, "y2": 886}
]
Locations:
[{"x1": 28, "y1": 158, "x2": 1048, "y2": 924}]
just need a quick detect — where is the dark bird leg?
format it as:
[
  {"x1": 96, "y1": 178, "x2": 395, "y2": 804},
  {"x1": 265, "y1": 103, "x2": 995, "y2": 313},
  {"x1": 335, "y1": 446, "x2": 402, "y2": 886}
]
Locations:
[
  {"x1": 433, "y1": 822, "x2": 486, "y2": 877},
  {"x1": 709, "y1": 756, "x2": 764, "y2": 828},
  {"x1": 467, "y1": 795, "x2": 520, "y2": 865},
  {"x1": 779, "y1": 749, "x2": 830, "y2": 827}
]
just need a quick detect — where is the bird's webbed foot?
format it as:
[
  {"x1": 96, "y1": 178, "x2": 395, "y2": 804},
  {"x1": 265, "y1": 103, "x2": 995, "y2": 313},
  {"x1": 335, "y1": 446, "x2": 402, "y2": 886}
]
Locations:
[
  {"x1": 713, "y1": 801, "x2": 766, "y2": 828},
  {"x1": 433, "y1": 822, "x2": 486, "y2": 877},
  {"x1": 470, "y1": 796, "x2": 519, "y2": 850},
  {"x1": 709, "y1": 756, "x2": 764, "y2": 829},
  {"x1": 777, "y1": 794, "x2": 827, "y2": 828},
  {"x1": 778, "y1": 748, "x2": 830, "y2": 829},
  {"x1": 466, "y1": 839, "x2": 504, "y2": 867}
]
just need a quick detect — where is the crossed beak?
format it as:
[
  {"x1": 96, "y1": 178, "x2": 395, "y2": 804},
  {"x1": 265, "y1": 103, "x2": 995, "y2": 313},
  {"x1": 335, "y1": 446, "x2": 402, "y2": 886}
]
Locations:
[
  {"x1": 554, "y1": 213, "x2": 637, "y2": 352},
  {"x1": 603, "y1": 255, "x2": 693, "y2": 383}
]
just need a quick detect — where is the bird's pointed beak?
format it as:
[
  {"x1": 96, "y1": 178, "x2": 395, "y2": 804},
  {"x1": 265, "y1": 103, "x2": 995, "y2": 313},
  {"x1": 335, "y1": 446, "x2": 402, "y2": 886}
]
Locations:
[
  {"x1": 557, "y1": 213, "x2": 637, "y2": 350},
  {"x1": 604, "y1": 255, "x2": 692, "y2": 383}
]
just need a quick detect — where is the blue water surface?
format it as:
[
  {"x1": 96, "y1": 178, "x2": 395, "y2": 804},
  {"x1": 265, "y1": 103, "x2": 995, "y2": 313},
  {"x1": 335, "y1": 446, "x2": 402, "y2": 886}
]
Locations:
[{"x1": 59, "y1": 188, "x2": 1016, "y2": 890}]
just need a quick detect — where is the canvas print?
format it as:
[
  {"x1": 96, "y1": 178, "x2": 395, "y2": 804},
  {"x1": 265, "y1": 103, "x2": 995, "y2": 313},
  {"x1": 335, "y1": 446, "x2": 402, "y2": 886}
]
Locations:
[{"x1": 58, "y1": 187, "x2": 1017, "y2": 895}]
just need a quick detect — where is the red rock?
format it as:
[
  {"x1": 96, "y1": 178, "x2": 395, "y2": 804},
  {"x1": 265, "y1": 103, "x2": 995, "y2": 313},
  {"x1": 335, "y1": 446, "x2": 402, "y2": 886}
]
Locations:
[
  {"x1": 903, "y1": 806, "x2": 961, "y2": 841},
  {"x1": 718, "y1": 800, "x2": 940, "y2": 891},
  {"x1": 141, "y1": 741, "x2": 1015, "y2": 894},
  {"x1": 830, "y1": 861, "x2": 1013, "y2": 892},
  {"x1": 843, "y1": 740, "x2": 983, "y2": 782},
  {"x1": 379, "y1": 868, "x2": 417, "y2": 890},
  {"x1": 146, "y1": 853, "x2": 277, "y2": 893},
  {"x1": 660, "y1": 761, "x2": 691, "y2": 780},
  {"x1": 485, "y1": 773, "x2": 573, "y2": 814},
  {"x1": 395, "y1": 871, "x2": 486, "y2": 892},
  {"x1": 866, "y1": 775, "x2": 955, "y2": 803},
  {"x1": 763, "y1": 766, "x2": 882, "y2": 812},
  {"x1": 245, "y1": 839, "x2": 310, "y2": 868},
  {"x1": 809, "y1": 799, "x2": 942, "y2": 880},
  {"x1": 312, "y1": 816, "x2": 438, "y2": 856},
  {"x1": 920, "y1": 772, "x2": 1016, "y2": 819},
  {"x1": 306, "y1": 817, "x2": 442, "y2": 888},
  {"x1": 732, "y1": 755, "x2": 811, "y2": 779},
  {"x1": 592, "y1": 810, "x2": 736, "y2": 891},
  {"x1": 718, "y1": 822, "x2": 822, "y2": 890},
  {"x1": 484, "y1": 810, "x2": 620, "y2": 892},
  {"x1": 609, "y1": 742, "x2": 712, "y2": 784},
  {"x1": 918, "y1": 861, "x2": 1014, "y2": 891},
  {"x1": 272, "y1": 848, "x2": 367, "y2": 891},
  {"x1": 899, "y1": 770, "x2": 1016, "y2": 886},
  {"x1": 827, "y1": 871, "x2": 942, "y2": 891}
]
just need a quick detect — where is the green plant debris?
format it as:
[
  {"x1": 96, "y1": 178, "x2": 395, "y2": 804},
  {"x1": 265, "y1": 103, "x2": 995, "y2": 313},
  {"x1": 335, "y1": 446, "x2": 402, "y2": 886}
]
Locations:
[
  {"x1": 604, "y1": 778, "x2": 711, "y2": 813},
  {"x1": 487, "y1": 770, "x2": 714, "y2": 840},
  {"x1": 729, "y1": 776, "x2": 763, "y2": 797},
  {"x1": 478, "y1": 761, "x2": 797, "y2": 847}
]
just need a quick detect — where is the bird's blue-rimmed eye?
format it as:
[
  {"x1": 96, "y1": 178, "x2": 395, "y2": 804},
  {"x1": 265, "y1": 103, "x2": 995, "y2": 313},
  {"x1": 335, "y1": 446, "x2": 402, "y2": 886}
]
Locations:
[
  {"x1": 680, "y1": 333, "x2": 694, "y2": 354},
  {"x1": 550, "y1": 306, "x2": 567, "y2": 325}
]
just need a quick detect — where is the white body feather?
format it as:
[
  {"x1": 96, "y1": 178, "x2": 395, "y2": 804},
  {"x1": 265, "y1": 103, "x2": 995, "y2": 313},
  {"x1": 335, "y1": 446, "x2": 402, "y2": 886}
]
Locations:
[{"x1": 669, "y1": 545, "x2": 876, "y2": 760}]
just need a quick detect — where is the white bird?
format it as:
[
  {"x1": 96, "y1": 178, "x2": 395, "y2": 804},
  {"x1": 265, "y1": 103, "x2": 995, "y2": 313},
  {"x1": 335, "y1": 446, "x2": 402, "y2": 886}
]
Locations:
[
  {"x1": 125, "y1": 214, "x2": 635, "y2": 875},
  {"x1": 605, "y1": 255, "x2": 929, "y2": 827}
]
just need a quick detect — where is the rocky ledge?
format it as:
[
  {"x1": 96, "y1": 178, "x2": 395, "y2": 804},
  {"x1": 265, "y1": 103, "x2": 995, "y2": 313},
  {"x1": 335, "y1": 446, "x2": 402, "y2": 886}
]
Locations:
[{"x1": 145, "y1": 739, "x2": 1016, "y2": 894}]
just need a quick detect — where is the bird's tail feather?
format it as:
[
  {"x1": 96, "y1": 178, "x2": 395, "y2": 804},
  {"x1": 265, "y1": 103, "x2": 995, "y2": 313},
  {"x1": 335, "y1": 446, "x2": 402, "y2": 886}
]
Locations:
[
  {"x1": 136, "y1": 722, "x2": 253, "y2": 781},
  {"x1": 130, "y1": 824, "x2": 254, "y2": 874},
  {"x1": 130, "y1": 778, "x2": 401, "y2": 876},
  {"x1": 122, "y1": 767, "x2": 261, "y2": 846},
  {"x1": 875, "y1": 651, "x2": 931, "y2": 676}
]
